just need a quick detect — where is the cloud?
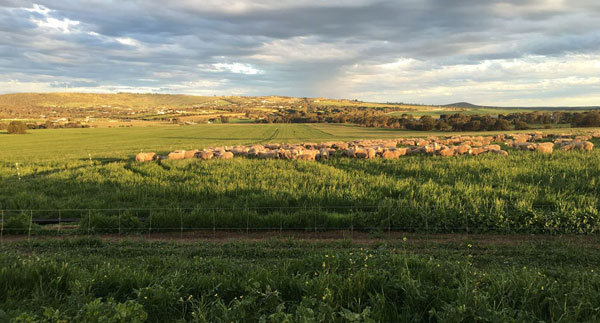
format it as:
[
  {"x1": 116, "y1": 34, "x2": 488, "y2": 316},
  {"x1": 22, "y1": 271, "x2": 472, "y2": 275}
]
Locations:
[
  {"x1": 201, "y1": 62, "x2": 264, "y2": 75},
  {"x1": 0, "y1": 1, "x2": 599, "y2": 105}
]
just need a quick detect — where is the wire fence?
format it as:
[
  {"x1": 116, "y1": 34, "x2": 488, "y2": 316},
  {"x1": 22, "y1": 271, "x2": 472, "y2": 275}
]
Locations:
[{"x1": 1, "y1": 203, "x2": 598, "y2": 242}]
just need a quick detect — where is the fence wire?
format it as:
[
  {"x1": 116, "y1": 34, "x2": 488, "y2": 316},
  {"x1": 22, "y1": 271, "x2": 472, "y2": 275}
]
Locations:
[{"x1": 0, "y1": 203, "x2": 597, "y2": 242}]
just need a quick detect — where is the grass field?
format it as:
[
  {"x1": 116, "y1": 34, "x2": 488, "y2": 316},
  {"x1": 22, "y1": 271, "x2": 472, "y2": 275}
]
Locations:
[
  {"x1": 1, "y1": 124, "x2": 599, "y2": 234},
  {"x1": 2, "y1": 123, "x2": 600, "y2": 321},
  {"x1": 1, "y1": 123, "x2": 597, "y2": 162},
  {"x1": 0, "y1": 237, "x2": 598, "y2": 322}
]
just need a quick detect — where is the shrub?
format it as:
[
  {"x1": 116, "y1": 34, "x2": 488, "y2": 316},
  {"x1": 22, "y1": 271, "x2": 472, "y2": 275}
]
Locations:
[{"x1": 7, "y1": 121, "x2": 27, "y2": 134}]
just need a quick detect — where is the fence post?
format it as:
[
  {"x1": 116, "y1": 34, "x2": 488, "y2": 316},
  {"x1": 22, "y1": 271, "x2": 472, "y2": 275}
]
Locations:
[
  {"x1": 279, "y1": 207, "x2": 283, "y2": 234},
  {"x1": 88, "y1": 210, "x2": 91, "y2": 235},
  {"x1": 212, "y1": 209, "x2": 216, "y2": 235},
  {"x1": 148, "y1": 210, "x2": 152, "y2": 237},
  {"x1": 314, "y1": 206, "x2": 317, "y2": 233},
  {"x1": 1, "y1": 210, "x2": 4, "y2": 243},
  {"x1": 179, "y1": 207, "x2": 183, "y2": 239},
  {"x1": 350, "y1": 209, "x2": 354, "y2": 238},
  {"x1": 246, "y1": 207, "x2": 249, "y2": 235},
  {"x1": 15, "y1": 163, "x2": 21, "y2": 181},
  {"x1": 118, "y1": 209, "x2": 122, "y2": 237},
  {"x1": 57, "y1": 210, "x2": 61, "y2": 234},
  {"x1": 424, "y1": 204, "x2": 429, "y2": 234},
  {"x1": 28, "y1": 210, "x2": 33, "y2": 242}
]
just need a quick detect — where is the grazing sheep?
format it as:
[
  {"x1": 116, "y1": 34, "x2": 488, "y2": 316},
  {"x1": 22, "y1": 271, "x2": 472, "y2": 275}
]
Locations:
[
  {"x1": 258, "y1": 151, "x2": 277, "y2": 159},
  {"x1": 135, "y1": 152, "x2": 157, "y2": 162},
  {"x1": 438, "y1": 148, "x2": 455, "y2": 157},
  {"x1": 485, "y1": 144, "x2": 501, "y2": 151},
  {"x1": 168, "y1": 150, "x2": 186, "y2": 160},
  {"x1": 381, "y1": 150, "x2": 401, "y2": 159},
  {"x1": 515, "y1": 142, "x2": 536, "y2": 151},
  {"x1": 536, "y1": 142, "x2": 554, "y2": 154},
  {"x1": 366, "y1": 148, "x2": 377, "y2": 159},
  {"x1": 469, "y1": 148, "x2": 487, "y2": 156},
  {"x1": 184, "y1": 150, "x2": 199, "y2": 159},
  {"x1": 217, "y1": 152, "x2": 234, "y2": 159},
  {"x1": 196, "y1": 151, "x2": 214, "y2": 160},
  {"x1": 317, "y1": 149, "x2": 329, "y2": 160},
  {"x1": 455, "y1": 144, "x2": 471, "y2": 155},
  {"x1": 490, "y1": 149, "x2": 509, "y2": 156},
  {"x1": 297, "y1": 153, "x2": 315, "y2": 161}
]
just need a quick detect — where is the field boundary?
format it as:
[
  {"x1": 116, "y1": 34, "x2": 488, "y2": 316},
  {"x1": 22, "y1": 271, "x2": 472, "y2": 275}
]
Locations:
[{"x1": 1, "y1": 204, "x2": 595, "y2": 240}]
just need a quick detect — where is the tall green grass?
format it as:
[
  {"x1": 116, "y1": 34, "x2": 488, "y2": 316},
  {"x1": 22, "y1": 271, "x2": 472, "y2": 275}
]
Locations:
[
  {"x1": 1, "y1": 149, "x2": 599, "y2": 233},
  {"x1": 0, "y1": 239, "x2": 598, "y2": 322}
]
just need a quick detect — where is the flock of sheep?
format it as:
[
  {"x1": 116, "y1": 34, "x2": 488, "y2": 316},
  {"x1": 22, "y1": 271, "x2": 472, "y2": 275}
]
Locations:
[{"x1": 135, "y1": 132, "x2": 598, "y2": 162}]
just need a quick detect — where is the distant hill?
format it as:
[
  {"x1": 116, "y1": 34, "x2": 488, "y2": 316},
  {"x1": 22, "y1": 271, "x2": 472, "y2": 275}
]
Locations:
[{"x1": 442, "y1": 102, "x2": 482, "y2": 108}]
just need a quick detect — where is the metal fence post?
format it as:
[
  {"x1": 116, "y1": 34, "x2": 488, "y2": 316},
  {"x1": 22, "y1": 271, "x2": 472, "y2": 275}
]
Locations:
[
  {"x1": 179, "y1": 207, "x2": 183, "y2": 239},
  {"x1": 57, "y1": 210, "x2": 61, "y2": 234},
  {"x1": 28, "y1": 210, "x2": 33, "y2": 242},
  {"x1": 118, "y1": 209, "x2": 122, "y2": 237},
  {"x1": 148, "y1": 211, "x2": 152, "y2": 237},
  {"x1": 1, "y1": 210, "x2": 4, "y2": 243},
  {"x1": 314, "y1": 206, "x2": 317, "y2": 233},
  {"x1": 350, "y1": 209, "x2": 354, "y2": 238},
  {"x1": 387, "y1": 205, "x2": 391, "y2": 234}
]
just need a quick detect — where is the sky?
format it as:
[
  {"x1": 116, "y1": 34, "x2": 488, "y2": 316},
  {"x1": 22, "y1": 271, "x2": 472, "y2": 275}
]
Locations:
[{"x1": 0, "y1": 0, "x2": 599, "y2": 106}]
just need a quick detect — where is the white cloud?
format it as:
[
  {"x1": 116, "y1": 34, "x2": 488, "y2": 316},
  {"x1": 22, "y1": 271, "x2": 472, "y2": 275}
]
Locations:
[
  {"x1": 250, "y1": 37, "x2": 354, "y2": 63},
  {"x1": 25, "y1": 4, "x2": 80, "y2": 34},
  {"x1": 339, "y1": 54, "x2": 600, "y2": 106},
  {"x1": 200, "y1": 63, "x2": 264, "y2": 75},
  {"x1": 115, "y1": 37, "x2": 140, "y2": 47}
]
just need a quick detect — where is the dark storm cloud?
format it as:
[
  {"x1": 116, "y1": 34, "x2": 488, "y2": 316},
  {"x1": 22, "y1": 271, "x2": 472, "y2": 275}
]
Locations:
[{"x1": 0, "y1": 0, "x2": 599, "y2": 104}]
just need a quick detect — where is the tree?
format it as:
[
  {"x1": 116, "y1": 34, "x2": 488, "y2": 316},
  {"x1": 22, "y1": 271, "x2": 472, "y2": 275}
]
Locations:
[
  {"x1": 219, "y1": 115, "x2": 230, "y2": 123},
  {"x1": 514, "y1": 120, "x2": 530, "y2": 130},
  {"x1": 7, "y1": 121, "x2": 27, "y2": 134}
]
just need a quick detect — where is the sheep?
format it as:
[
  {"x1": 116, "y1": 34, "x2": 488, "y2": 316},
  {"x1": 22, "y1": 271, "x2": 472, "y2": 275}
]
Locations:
[
  {"x1": 469, "y1": 148, "x2": 487, "y2": 156},
  {"x1": 490, "y1": 149, "x2": 509, "y2": 156},
  {"x1": 168, "y1": 150, "x2": 186, "y2": 160},
  {"x1": 216, "y1": 152, "x2": 234, "y2": 159},
  {"x1": 381, "y1": 150, "x2": 401, "y2": 159},
  {"x1": 135, "y1": 152, "x2": 157, "y2": 162},
  {"x1": 455, "y1": 144, "x2": 471, "y2": 155},
  {"x1": 297, "y1": 153, "x2": 316, "y2": 161},
  {"x1": 258, "y1": 151, "x2": 277, "y2": 159},
  {"x1": 536, "y1": 142, "x2": 554, "y2": 154},
  {"x1": 438, "y1": 148, "x2": 455, "y2": 157},
  {"x1": 485, "y1": 144, "x2": 501, "y2": 151},
  {"x1": 196, "y1": 151, "x2": 214, "y2": 160},
  {"x1": 184, "y1": 150, "x2": 199, "y2": 159}
]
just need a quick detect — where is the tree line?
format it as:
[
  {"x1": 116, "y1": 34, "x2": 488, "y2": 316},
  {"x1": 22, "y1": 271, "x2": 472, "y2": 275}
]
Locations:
[{"x1": 253, "y1": 109, "x2": 600, "y2": 131}]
